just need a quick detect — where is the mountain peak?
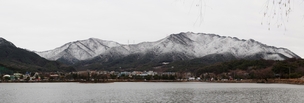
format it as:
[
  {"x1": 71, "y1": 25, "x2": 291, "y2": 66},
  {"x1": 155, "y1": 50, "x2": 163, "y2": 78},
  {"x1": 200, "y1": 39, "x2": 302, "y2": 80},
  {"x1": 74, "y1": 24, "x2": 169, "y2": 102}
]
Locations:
[
  {"x1": 0, "y1": 37, "x2": 16, "y2": 47},
  {"x1": 88, "y1": 38, "x2": 101, "y2": 41},
  {"x1": 36, "y1": 38, "x2": 122, "y2": 64},
  {"x1": 161, "y1": 32, "x2": 300, "y2": 59}
]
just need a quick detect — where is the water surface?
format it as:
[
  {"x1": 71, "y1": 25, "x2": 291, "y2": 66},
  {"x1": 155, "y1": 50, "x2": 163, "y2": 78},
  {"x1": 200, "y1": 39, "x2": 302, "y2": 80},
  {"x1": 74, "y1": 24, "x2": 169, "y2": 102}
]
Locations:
[{"x1": 1, "y1": 82, "x2": 303, "y2": 103}]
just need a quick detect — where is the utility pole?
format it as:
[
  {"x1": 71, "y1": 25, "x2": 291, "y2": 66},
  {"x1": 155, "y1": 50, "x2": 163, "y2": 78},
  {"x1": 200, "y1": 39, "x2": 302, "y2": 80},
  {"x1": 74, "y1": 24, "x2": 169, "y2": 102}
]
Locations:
[
  {"x1": 234, "y1": 71, "x2": 235, "y2": 80},
  {"x1": 289, "y1": 67, "x2": 290, "y2": 79}
]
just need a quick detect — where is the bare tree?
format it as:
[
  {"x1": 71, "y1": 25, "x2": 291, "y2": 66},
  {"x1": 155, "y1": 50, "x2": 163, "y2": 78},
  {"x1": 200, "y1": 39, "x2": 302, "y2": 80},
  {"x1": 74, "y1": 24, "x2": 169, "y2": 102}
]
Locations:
[
  {"x1": 182, "y1": 0, "x2": 302, "y2": 30},
  {"x1": 262, "y1": 0, "x2": 294, "y2": 31}
]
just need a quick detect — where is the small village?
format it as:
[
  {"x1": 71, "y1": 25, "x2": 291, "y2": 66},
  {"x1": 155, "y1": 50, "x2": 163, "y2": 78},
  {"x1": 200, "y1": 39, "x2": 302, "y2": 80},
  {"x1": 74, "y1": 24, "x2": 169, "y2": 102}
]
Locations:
[
  {"x1": 0, "y1": 70, "x2": 203, "y2": 82},
  {"x1": 2, "y1": 69, "x2": 304, "y2": 84}
]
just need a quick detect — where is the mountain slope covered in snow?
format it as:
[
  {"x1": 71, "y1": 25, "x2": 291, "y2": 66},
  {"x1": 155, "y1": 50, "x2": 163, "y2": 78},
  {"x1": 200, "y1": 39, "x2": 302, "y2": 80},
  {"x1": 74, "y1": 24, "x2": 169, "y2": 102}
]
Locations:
[
  {"x1": 36, "y1": 38, "x2": 122, "y2": 64},
  {"x1": 101, "y1": 32, "x2": 299, "y2": 60},
  {"x1": 37, "y1": 32, "x2": 300, "y2": 66}
]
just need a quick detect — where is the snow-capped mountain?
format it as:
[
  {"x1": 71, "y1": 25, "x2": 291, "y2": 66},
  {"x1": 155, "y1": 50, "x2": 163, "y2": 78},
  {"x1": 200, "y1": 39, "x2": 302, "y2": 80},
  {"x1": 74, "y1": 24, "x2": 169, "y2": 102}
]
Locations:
[
  {"x1": 37, "y1": 32, "x2": 300, "y2": 64},
  {"x1": 36, "y1": 38, "x2": 122, "y2": 64}
]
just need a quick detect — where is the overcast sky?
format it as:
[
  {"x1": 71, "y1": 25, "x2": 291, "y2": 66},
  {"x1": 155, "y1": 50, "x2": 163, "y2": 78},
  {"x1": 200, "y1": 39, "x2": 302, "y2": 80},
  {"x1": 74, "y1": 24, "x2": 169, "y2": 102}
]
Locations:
[{"x1": 1, "y1": 0, "x2": 304, "y2": 58}]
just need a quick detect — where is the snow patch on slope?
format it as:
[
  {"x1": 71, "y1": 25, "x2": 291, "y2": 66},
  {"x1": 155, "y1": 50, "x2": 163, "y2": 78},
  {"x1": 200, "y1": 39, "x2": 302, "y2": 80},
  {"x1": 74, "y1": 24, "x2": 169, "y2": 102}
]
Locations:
[{"x1": 36, "y1": 38, "x2": 122, "y2": 61}]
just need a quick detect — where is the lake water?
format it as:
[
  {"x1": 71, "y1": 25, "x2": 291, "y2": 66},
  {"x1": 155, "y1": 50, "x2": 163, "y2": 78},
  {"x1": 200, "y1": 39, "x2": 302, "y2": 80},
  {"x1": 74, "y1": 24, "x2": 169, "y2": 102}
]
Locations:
[{"x1": 1, "y1": 82, "x2": 304, "y2": 103}]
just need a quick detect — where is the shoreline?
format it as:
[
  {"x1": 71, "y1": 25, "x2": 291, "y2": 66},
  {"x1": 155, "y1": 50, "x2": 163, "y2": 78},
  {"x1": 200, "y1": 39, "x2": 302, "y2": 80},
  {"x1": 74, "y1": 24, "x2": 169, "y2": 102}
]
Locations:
[
  {"x1": 1, "y1": 79, "x2": 304, "y2": 85},
  {"x1": 205, "y1": 79, "x2": 304, "y2": 85}
]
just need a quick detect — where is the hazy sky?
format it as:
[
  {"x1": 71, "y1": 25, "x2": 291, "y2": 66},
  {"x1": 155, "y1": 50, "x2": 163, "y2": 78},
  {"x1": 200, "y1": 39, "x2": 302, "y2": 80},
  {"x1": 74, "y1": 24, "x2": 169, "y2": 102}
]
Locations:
[{"x1": 1, "y1": 0, "x2": 304, "y2": 58}]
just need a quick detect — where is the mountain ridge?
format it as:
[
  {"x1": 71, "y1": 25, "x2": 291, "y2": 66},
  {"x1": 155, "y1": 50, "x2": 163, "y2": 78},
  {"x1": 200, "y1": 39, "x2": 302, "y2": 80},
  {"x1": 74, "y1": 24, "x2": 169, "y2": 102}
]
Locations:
[
  {"x1": 36, "y1": 32, "x2": 301, "y2": 66},
  {"x1": 36, "y1": 38, "x2": 122, "y2": 64},
  {"x1": 0, "y1": 37, "x2": 16, "y2": 47}
]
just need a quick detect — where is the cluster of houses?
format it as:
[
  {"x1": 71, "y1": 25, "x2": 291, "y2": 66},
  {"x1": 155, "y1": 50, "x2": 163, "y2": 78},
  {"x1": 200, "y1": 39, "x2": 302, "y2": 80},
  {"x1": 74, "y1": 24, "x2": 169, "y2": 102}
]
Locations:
[
  {"x1": 2, "y1": 69, "x2": 266, "y2": 82},
  {"x1": 2, "y1": 72, "x2": 41, "y2": 81},
  {"x1": 1, "y1": 70, "x2": 202, "y2": 82}
]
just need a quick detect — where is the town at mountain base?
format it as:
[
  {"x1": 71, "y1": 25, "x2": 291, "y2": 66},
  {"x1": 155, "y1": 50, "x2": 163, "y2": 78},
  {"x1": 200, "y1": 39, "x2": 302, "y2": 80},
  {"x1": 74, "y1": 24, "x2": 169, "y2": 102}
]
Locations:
[{"x1": 1, "y1": 58, "x2": 304, "y2": 84}]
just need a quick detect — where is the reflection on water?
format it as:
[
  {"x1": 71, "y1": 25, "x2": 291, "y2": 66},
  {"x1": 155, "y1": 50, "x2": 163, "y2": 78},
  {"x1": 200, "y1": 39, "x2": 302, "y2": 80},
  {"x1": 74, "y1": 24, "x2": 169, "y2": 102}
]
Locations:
[{"x1": 1, "y1": 82, "x2": 304, "y2": 103}]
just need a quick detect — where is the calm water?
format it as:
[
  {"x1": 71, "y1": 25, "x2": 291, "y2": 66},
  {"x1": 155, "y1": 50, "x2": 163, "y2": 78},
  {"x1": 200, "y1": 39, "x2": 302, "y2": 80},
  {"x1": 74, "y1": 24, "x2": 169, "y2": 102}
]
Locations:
[{"x1": 1, "y1": 82, "x2": 304, "y2": 103}]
